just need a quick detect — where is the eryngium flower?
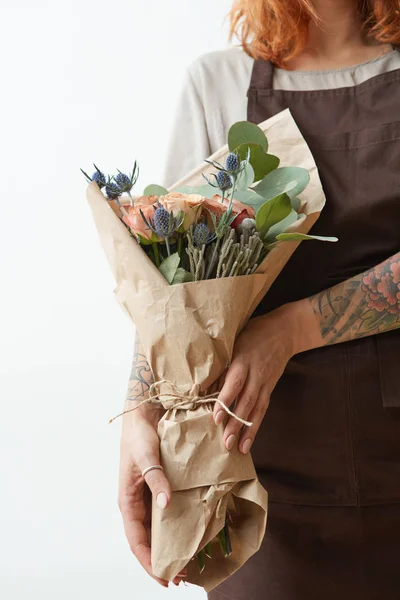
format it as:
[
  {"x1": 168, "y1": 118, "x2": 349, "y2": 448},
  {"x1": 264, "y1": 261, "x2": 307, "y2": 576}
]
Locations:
[
  {"x1": 193, "y1": 223, "x2": 215, "y2": 246},
  {"x1": 225, "y1": 153, "x2": 240, "y2": 174},
  {"x1": 153, "y1": 207, "x2": 172, "y2": 237},
  {"x1": 115, "y1": 172, "x2": 131, "y2": 191},
  {"x1": 92, "y1": 169, "x2": 106, "y2": 189},
  {"x1": 217, "y1": 171, "x2": 233, "y2": 191},
  {"x1": 140, "y1": 204, "x2": 185, "y2": 240},
  {"x1": 105, "y1": 183, "x2": 121, "y2": 200}
]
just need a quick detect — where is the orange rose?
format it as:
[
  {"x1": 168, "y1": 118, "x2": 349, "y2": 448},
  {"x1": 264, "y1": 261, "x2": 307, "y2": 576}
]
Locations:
[
  {"x1": 159, "y1": 192, "x2": 205, "y2": 230},
  {"x1": 203, "y1": 194, "x2": 255, "y2": 225},
  {"x1": 122, "y1": 203, "x2": 159, "y2": 242}
]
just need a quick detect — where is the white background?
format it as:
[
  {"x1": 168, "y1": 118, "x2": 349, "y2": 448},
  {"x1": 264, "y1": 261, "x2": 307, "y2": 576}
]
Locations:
[{"x1": 0, "y1": 1, "x2": 232, "y2": 598}]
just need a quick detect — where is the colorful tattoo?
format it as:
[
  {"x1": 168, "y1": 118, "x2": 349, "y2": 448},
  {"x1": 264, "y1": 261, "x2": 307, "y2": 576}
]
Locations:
[
  {"x1": 311, "y1": 252, "x2": 400, "y2": 344},
  {"x1": 126, "y1": 333, "x2": 154, "y2": 401}
]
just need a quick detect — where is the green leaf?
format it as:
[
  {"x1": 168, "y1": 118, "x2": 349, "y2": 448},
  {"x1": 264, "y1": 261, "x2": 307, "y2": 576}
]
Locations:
[
  {"x1": 236, "y1": 143, "x2": 279, "y2": 182},
  {"x1": 256, "y1": 193, "x2": 292, "y2": 238},
  {"x1": 233, "y1": 190, "x2": 271, "y2": 212},
  {"x1": 136, "y1": 232, "x2": 158, "y2": 246},
  {"x1": 291, "y1": 197, "x2": 301, "y2": 211},
  {"x1": 264, "y1": 209, "x2": 299, "y2": 242},
  {"x1": 276, "y1": 233, "x2": 339, "y2": 242},
  {"x1": 143, "y1": 184, "x2": 169, "y2": 197},
  {"x1": 175, "y1": 184, "x2": 216, "y2": 199},
  {"x1": 237, "y1": 161, "x2": 255, "y2": 190},
  {"x1": 254, "y1": 167, "x2": 310, "y2": 201},
  {"x1": 159, "y1": 252, "x2": 181, "y2": 284},
  {"x1": 172, "y1": 268, "x2": 194, "y2": 284},
  {"x1": 228, "y1": 121, "x2": 268, "y2": 152}
]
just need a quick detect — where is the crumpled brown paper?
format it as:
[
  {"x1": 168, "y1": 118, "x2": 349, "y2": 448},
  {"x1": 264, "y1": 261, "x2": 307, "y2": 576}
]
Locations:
[{"x1": 86, "y1": 109, "x2": 326, "y2": 592}]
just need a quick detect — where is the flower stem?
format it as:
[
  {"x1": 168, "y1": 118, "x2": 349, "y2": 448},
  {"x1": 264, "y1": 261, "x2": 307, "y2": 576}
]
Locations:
[
  {"x1": 127, "y1": 190, "x2": 134, "y2": 206},
  {"x1": 152, "y1": 243, "x2": 160, "y2": 267},
  {"x1": 165, "y1": 237, "x2": 171, "y2": 257},
  {"x1": 177, "y1": 235, "x2": 183, "y2": 258}
]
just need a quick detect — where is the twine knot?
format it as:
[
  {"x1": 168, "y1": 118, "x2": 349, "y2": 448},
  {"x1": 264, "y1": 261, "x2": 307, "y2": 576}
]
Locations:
[{"x1": 109, "y1": 379, "x2": 253, "y2": 427}]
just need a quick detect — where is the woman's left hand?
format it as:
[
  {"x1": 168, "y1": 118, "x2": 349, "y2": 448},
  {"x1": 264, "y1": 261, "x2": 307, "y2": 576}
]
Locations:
[{"x1": 213, "y1": 300, "x2": 314, "y2": 454}]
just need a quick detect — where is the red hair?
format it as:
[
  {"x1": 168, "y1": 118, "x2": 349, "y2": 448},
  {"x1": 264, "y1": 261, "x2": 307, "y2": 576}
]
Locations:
[{"x1": 230, "y1": 0, "x2": 400, "y2": 67}]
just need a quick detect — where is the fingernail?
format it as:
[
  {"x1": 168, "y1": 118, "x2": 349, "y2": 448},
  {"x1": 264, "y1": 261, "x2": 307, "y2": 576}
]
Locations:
[
  {"x1": 156, "y1": 492, "x2": 168, "y2": 510},
  {"x1": 242, "y1": 438, "x2": 253, "y2": 454},
  {"x1": 178, "y1": 570, "x2": 187, "y2": 577},
  {"x1": 226, "y1": 434, "x2": 236, "y2": 451},
  {"x1": 215, "y1": 411, "x2": 224, "y2": 426}
]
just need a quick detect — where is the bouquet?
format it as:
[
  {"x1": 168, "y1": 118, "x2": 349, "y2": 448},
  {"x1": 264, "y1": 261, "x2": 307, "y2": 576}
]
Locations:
[{"x1": 85, "y1": 109, "x2": 334, "y2": 591}]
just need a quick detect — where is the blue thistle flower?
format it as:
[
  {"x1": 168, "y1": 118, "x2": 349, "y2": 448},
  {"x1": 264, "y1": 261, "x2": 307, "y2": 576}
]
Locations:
[
  {"x1": 92, "y1": 169, "x2": 106, "y2": 189},
  {"x1": 194, "y1": 223, "x2": 215, "y2": 246},
  {"x1": 153, "y1": 207, "x2": 172, "y2": 237},
  {"x1": 225, "y1": 153, "x2": 240, "y2": 174},
  {"x1": 105, "y1": 182, "x2": 121, "y2": 200},
  {"x1": 217, "y1": 171, "x2": 233, "y2": 191},
  {"x1": 115, "y1": 172, "x2": 131, "y2": 190}
]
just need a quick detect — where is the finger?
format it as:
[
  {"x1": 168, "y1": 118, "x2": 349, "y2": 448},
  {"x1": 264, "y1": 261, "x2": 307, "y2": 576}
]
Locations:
[
  {"x1": 134, "y1": 439, "x2": 172, "y2": 510},
  {"x1": 214, "y1": 362, "x2": 248, "y2": 426},
  {"x1": 222, "y1": 374, "x2": 261, "y2": 451},
  {"x1": 121, "y1": 509, "x2": 169, "y2": 587},
  {"x1": 212, "y1": 371, "x2": 227, "y2": 422},
  {"x1": 238, "y1": 384, "x2": 270, "y2": 454}
]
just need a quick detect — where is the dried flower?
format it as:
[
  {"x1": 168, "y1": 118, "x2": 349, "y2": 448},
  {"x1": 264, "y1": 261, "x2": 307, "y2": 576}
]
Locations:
[
  {"x1": 225, "y1": 153, "x2": 240, "y2": 174},
  {"x1": 153, "y1": 207, "x2": 172, "y2": 237},
  {"x1": 92, "y1": 168, "x2": 106, "y2": 189},
  {"x1": 193, "y1": 223, "x2": 215, "y2": 246},
  {"x1": 115, "y1": 172, "x2": 131, "y2": 190},
  {"x1": 105, "y1": 182, "x2": 121, "y2": 200},
  {"x1": 217, "y1": 171, "x2": 233, "y2": 191}
]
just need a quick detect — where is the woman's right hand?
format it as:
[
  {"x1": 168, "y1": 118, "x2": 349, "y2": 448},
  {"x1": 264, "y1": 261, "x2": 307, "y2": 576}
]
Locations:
[{"x1": 118, "y1": 403, "x2": 187, "y2": 587}]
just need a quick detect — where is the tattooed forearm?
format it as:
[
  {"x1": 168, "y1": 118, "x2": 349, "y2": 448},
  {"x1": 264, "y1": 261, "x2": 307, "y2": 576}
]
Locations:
[
  {"x1": 310, "y1": 252, "x2": 400, "y2": 344},
  {"x1": 126, "y1": 331, "x2": 154, "y2": 402}
]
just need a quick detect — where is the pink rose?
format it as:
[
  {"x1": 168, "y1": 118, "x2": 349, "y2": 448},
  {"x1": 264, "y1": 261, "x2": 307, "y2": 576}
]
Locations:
[
  {"x1": 159, "y1": 192, "x2": 205, "y2": 230},
  {"x1": 122, "y1": 203, "x2": 159, "y2": 242}
]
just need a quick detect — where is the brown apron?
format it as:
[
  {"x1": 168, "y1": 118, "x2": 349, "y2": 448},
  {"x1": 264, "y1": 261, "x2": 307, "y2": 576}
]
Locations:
[{"x1": 209, "y1": 52, "x2": 400, "y2": 600}]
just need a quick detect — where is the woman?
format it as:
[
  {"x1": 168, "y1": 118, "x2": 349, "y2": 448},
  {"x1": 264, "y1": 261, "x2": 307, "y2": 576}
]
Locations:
[{"x1": 119, "y1": 1, "x2": 400, "y2": 598}]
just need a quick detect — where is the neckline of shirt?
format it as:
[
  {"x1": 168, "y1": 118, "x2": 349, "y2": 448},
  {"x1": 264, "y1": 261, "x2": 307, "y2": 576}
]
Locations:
[{"x1": 274, "y1": 48, "x2": 398, "y2": 77}]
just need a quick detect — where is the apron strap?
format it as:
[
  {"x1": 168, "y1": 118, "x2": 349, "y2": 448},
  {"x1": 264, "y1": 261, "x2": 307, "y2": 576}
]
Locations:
[{"x1": 248, "y1": 58, "x2": 274, "y2": 92}]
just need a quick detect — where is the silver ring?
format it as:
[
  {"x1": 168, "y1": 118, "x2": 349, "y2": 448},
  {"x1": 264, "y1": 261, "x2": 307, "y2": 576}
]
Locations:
[{"x1": 141, "y1": 464, "x2": 164, "y2": 478}]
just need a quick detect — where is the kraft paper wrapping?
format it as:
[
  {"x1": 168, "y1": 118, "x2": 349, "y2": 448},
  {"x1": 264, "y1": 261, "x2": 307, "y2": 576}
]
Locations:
[{"x1": 86, "y1": 109, "x2": 326, "y2": 592}]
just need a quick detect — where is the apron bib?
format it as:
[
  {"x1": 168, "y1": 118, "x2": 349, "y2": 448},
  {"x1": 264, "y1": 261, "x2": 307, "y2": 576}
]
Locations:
[{"x1": 247, "y1": 55, "x2": 400, "y2": 506}]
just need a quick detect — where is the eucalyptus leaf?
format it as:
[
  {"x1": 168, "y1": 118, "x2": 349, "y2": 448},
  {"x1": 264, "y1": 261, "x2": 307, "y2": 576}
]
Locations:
[
  {"x1": 176, "y1": 184, "x2": 217, "y2": 199},
  {"x1": 276, "y1": 233, "x2": 339, "y2": 243},
  {"x1": 264, "y1": 209, "x2": 299, "y2": 242},
  {"x1": 172, "y1": 268, "x2": 194, "y2": 284},
  {"x1": 228, "y1": 121, "x2": 268, "y2": 152},
  {"x1": 143, "y1": 184, "x2": 169, "y2": 197},
  {"x1": 291, "y1": 197, "x2": 301, "y2": 211},
  {"x1": 233, "y1": 190, "x2": 271, "y2": 212},
  {"x1": 236, "y1": 143, "x2": 280, "y2": 182},
  {"x1": 237, "y1": 161, "x2": 255, "y2": 190},
  {"x1": 256, "y1": 193, "x2": 292, "y2": 239},
  {"x1": 254, "y1": 167, "x2": 310, "y2": 201},
  {"x1": 159, "y1": 252, "x2": 181, "y2": 284}
]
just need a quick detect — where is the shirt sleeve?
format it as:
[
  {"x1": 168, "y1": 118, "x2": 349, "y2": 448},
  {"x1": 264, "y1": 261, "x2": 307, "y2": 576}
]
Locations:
[{"x1": 162, "y1": 68, "x2": 211, "y2": 188}]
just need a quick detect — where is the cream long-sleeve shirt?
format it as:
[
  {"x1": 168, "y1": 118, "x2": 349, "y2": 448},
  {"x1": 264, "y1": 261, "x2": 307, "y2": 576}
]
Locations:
[{"x1": 163, "y1": 46, "x2": 400, "y2": 187}]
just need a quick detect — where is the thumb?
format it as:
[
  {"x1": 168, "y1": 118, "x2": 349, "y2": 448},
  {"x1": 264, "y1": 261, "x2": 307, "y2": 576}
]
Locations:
[{"x1": 143, "y1": 467, "x2": 172, "y2": 510}]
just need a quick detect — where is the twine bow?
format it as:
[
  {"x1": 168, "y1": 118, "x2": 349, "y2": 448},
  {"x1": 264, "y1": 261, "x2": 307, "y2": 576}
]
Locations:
[{"x1": 109, "y1": 379, "x2": 253, "y2": 427}]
